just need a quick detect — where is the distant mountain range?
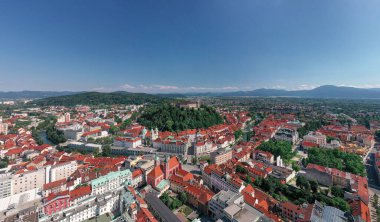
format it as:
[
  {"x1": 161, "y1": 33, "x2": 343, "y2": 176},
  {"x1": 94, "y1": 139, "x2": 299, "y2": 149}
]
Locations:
[
  {"x1": 0, "y1": 91, "x2": 76, "y2": 100},
  {"x1": 222, "y1": 85, "x2": 380, "y2": 99},
  {"x1": 2, "y1": 85, "x2": 380, "y2": 101},
  {"x1": 186, "y1": 85, "x2": 380, "y2": 99}
]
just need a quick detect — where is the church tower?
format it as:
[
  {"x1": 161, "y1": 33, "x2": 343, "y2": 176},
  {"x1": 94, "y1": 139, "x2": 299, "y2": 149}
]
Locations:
[
  {"x1": 154, "y1": 154, "x2": 160, "y2": 167},
  {"x1": 164, "y1": 155, "x2": 170, "y2": 179}
]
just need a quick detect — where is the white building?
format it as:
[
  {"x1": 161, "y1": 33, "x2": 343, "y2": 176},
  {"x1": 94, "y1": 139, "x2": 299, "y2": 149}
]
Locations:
[
  {"x1": 0, "y1": 116, "x2": 8, "y2": 135},
  {"x1": 153, "y1": 139, "x2": 190, "y2": 155},
  {"x1": 40, "y1": 188, "x2": 122, "y2": 222},
  {"x1": 57, "y1": 113, "x2": 71, "y2": 123},
  {"x1": 58, "y1": 124, "x2": 84, "y2": 140},
  {"x1": 47, "y1": 161, "x2": 77, "y2": 183},
  {"x1": 113, "y1": 137, "x2": 142, "y2": 148},
  {"x1": 91, "y1": 169, "x2": 132, "y2": 195},
  {"x1": 303, "y1": 132, "x2": 327, "y2": 147},
  {"x1": 194, "y1": 141, "x2": 216, "y2": 156}
]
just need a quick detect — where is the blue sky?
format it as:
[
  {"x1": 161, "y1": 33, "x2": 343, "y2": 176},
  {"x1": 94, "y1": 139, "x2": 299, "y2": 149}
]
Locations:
[{"x1": 0, "y1": 0, "x2": 380, "y2": 92}]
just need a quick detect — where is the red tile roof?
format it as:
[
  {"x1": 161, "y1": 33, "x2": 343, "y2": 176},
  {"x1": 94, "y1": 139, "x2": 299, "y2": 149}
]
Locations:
[
  {"x1": 43, "y1": 178, "x2": 67, "y2": 190},
  {"x1": 147, "y1": 165, "x2": 164, "y2": 179},
  {"x1": 70, "y1": 185, "x2": 91, "y2": 200}
]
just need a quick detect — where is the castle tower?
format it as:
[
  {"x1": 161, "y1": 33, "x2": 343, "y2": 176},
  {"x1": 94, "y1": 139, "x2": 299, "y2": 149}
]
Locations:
[{"x1": 164, "y1": 155, "x2": 170, "y2": 179}]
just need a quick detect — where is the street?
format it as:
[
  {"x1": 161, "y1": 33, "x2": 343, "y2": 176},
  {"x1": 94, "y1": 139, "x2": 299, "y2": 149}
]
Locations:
[{"x1": 366, "y1": 141, "x2": 380, "y2": 222}]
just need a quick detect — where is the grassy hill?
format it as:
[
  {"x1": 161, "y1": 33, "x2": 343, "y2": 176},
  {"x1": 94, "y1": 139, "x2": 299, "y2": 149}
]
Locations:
[{"x1": 32, "y1": 91, "x2": 164, "y2": 106}]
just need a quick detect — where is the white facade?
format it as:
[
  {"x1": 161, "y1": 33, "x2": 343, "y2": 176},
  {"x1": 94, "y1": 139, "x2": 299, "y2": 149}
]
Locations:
[
  {"x1": 12, "y1": 168, "x2": 46, "y2": 195},
  {"x1": 303, "y1": 132, "x2": 327, "y2": 147},
  {"x1": 113, "y1": 137, "x2": 142, "y2": 148},
  {"x1": 194, "y1": 141, "x2": 216, "y2": 156},
  {"x1": 40, "y1": 189, "x2": 122, "y2": 222},
  {"x1": 153, "y1": 140, "x2": 190, "y2": 155},
  {"x1": 49, "y1": 161, "x2": 77, "y2": 183},
  {"x1": 91, "y1": 169, "x2": 132, "y2": 195}
]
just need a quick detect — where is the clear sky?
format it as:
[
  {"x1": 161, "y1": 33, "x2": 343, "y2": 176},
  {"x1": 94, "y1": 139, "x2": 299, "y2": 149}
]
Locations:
[{"x1": 1, "y1": 0, "x2": 380, "y2": 93}]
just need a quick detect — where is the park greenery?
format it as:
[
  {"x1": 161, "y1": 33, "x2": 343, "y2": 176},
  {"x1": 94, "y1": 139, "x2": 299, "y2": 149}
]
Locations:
[
  {"x1": 138, "y1": 103, "x2": 223, "y2": 132},
  {"x1": 303, "y1": 147, "x2": 366, "y2": 176},
  {"x1": 297, "y1": 119, "x2": 327, "y2": 138},
  {"x1": 31, "y1": 127, "x2": 44, "y2": 145},
  {"x1": 247, "y1": 176, "x2": 351, "y2": 212},
  {"x1": 160, "y1": 192, "x2": 183, "y2": 210},
  {"x1": 0, "y1": 157, "x2": 9, "y2": 168},
  {"x1": 234, "y1": 129, "x2": 243, "y2": 140},
  {"x1": 256, "y1": 141, "x2": 296, "y2": 164},
  {"x1": 33, "y1": 116, "x2": 67, "y2": 145}
]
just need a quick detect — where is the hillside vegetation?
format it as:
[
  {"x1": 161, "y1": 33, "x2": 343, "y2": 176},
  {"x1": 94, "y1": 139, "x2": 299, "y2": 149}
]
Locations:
[
  {"x1": 137, "y1": 103, "x2": 223, "y2": 132},
  {"x1": 32, "y1": 91, "x2": 164, "y2": 106}
]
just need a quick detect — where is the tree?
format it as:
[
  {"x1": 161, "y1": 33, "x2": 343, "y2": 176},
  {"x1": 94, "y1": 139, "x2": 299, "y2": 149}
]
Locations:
[
  {"x1": 257, "y1": 141, "x2": 296, "y2": 164},
  {"x1": 331, "y1": 197, "x2": 351, "y2": 212},
  {"x1": 306, "y1": 147, "x2": 366, "y2": 176},
  {"x1": 292, "y1": 162, "x2": 301, "y2": 172},
  {"x1": 114, "y1": 116, "x2": 122, "y2": 123},
  {"x1": 37, "y1": 117, "x2": 67, "y2": 145},
  {"x1": 297, "y1": 119, "x2": 326, "y2": 138},
  {"x1": 108, "y1": 125, "x2": 119, "y2": 135},
  {"x1": 0, "y1": 157, "x2": 9, "y2": 168},
  {"x1": 234, "y1": 130, "x2": 243, "y2": 140},
  {"x1": 331, "y1": 186, "x2": 345, "y2": 198},
  {"x1": 137, "y1": 103, "x2": 223, "y2": 132},
  {"x1": 296, "y1": 176, "x2": 310, "y2": 191},
  {"x1": 309, "y1": 180, "x2": 319, "y2": 193},
  {"x1": 31, "y1": 127, "x2": 44, "y2": 145},
  {"x1": 247, "y1": 175, "x2": 253, "y2": 184},
  {"x1": 236, "y1": 165, "x2": 248, "y2": 174},
  {"x1": 102, "y1": 145, "x2": 111, "y2": 157},
  {"x1": 179, "y1": 192, "x2": 188, "y2": 204},
  {"x1": 170, "y1": 199, "x2": 182, "y2": 210},
  {"x1": 160, "y1": 192, "x2": 170, "y2": 206}
]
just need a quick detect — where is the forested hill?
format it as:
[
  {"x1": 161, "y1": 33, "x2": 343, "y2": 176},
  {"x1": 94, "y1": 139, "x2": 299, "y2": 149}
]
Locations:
[
  {"x1": 32, "y1": 91, "x2": 164, "y2": 106},
  {"x1": 137, "y1": 103, "x2": 223, "y2": 132}
]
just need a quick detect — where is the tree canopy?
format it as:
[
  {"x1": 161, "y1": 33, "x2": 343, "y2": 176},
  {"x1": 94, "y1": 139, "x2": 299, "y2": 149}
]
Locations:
[
  {"x1": 33, "y1": 91, "x2": 164, "y2": 106},
  {"x1": 305, "y1": 147, "x2": 366, "y2": 176},
  {"x1": 256, "y1": 141, "x2": 296, "y2": 164},
  {"x1": 37, "y1": 116, "x2": 66, "y2": 145},
  {"x1": 137, "y1": 103, "x2": 223, "y2": 132}
]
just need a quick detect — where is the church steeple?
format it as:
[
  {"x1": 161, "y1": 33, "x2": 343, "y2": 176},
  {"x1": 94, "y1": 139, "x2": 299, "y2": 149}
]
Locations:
[{"x1": 164, "y1": 155, "x2": 170, "y2": 179}]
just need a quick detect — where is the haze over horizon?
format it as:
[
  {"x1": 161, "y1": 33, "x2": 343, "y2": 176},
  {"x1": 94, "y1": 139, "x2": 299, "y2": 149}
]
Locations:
[{"x1": 1, "y1": 0, "x2": 380, "y2": 93}]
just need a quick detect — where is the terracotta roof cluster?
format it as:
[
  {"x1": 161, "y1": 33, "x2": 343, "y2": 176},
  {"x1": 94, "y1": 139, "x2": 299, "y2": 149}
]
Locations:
[
  {"x1": 307, "y1": 163, "x2": 369, "y2": 204},
  {"x1": 70, "y1": 185, "x2": 92, "y2": 201},
  {"x1": 43, "y1": 178, "x2": 67, "y2": 191},
  {"x1": 242, "y1": 185, "x2": 281, "y2": 221},
  {"x1": 43, "y1": 190, "x2": 70, "y2": 203},
  {"x1": 350, "y1": 199, "x2": 371, "y2": 222}
]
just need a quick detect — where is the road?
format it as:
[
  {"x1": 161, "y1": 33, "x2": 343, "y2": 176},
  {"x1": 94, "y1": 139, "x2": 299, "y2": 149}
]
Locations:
[
  {"x1": 365, "y1": 142, "x2": 380, "y2": 222},
  {"x1": 366, "y1": 143, "x2": 380, "y2": 190}
]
